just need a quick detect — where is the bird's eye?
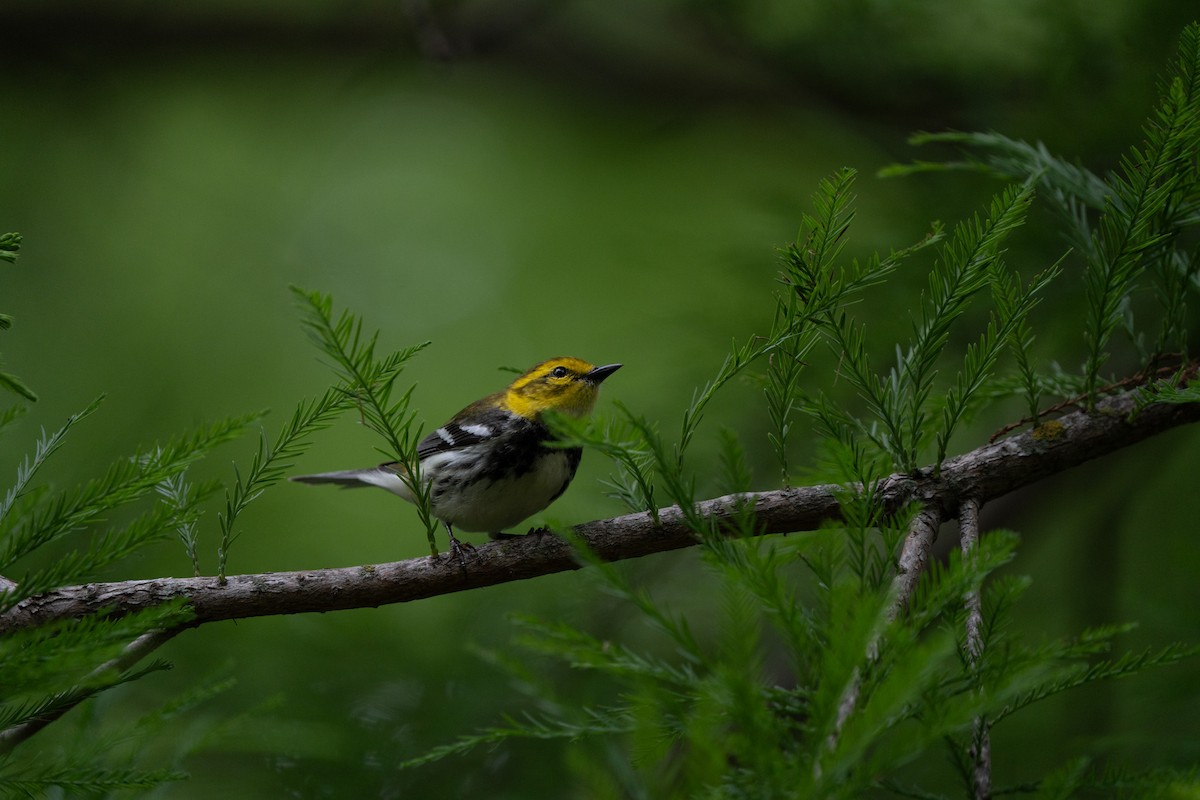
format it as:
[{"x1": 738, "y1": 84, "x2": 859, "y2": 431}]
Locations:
[{"x1": 551, "y1": 366, "x2": 569, "y2": 378}]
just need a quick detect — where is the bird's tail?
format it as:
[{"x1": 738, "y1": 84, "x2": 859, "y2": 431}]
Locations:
[{"x1": 289, "y1": 463, "x2": 413, "y2": 499}]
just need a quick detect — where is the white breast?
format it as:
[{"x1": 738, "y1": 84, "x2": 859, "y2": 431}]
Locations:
[{"x1": 429, "y1": 449, "x2": 574, "y2": 533}]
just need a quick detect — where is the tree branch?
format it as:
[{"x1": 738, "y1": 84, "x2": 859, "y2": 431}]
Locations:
[
  {"x1": 1, "y1": 387, "x2": 1196, "y2": 636},
  {"x1": 885, "y1": 504, "x2": 942, "y2": 623},
  {"x1": 825, "y1": 501, "x2": 941, "y2": 774}
]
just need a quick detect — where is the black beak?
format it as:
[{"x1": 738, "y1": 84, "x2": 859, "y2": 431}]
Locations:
[{"x1": 585, "y1": 363, "x2": 622, "y2": 384}]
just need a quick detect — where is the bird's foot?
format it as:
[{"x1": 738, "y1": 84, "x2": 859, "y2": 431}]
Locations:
[{"x1": 445, "y1": 532, "x2": 475, "y2": 573}]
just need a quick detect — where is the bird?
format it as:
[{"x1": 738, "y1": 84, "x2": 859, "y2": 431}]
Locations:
[{"x1": 291, "y1": 357, "x2": 621, "y2": 563}]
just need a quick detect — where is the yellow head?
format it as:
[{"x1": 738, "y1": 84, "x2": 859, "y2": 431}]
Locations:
[{"x1": 503, "y1": 357, "x2": 622, "y2": 419}]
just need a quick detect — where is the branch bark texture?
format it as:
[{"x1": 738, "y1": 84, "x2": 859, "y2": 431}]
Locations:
[
  {"x1": 959, "y1": 498, "x2": 992, "y2": 800},
  {"x1": 2, "y1": 388, "x2": 1197, "y2": 635},
  {"x1": 885, "y1": 504, "x2": 942, "y2": 623}
]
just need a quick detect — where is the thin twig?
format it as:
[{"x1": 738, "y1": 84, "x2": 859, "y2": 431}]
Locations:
[
  {"x1": 988, "y1": 357, "x2": 1197, "y2": 442},
  {"x1": 959, "y1": 498, "x2": 991, "y2": 800},
  {"x1": 885, "y1": 504, "x2": 942, "y2": 623},
  {"x1": 959, "y1": 499, "x2": 985, "y2": 661},
  {"x1": 0, "y1": 627, "x2": 180, "y2": 755},
  {"x1": 821, "y1": 502, "x2": 941, "y2": 778}
]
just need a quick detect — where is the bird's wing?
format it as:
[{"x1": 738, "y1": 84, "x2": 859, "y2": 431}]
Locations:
[{"x1": 416, "y1": 403, "x2": 512, "y2": 459}]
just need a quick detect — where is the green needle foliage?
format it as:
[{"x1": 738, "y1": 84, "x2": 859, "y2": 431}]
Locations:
[
  {"x1": 1079, "y1": 34, "x2": 1199, "y2": 407},
  {"x1": 0, "y1": 400, "x2": 252, "y2": 790},
  {"x1": 0, "y1": 233, "x2": 19, "y2": 265},
  {"x1": 404, "y1": 24, "x2": 1200, "y2": 798},
  {"x1": 216, "y1": 389, "x2": 347, "y2": 580},
  {"x1": 0, "y1": 231, "x2": 36, "y2": 404},
  {"x1": 291, "y1": 287, "x2": 438, "y2": 553},
  {"x1": 0, "y1": 410, "x2": 259, "y2": 610},
  {"x1": 807, "y1": 182, "x2": 1049, "y2": 474},
  {"x1": 0, "y1": 256, "x2": 419, "y2": 790},
  {"x1": 0, "y1": 360, "x2": 263, "y2": 791},
  {"x1": 0, "y1": 764, "x2": 188, "y2": 797},
  {"x1": 157, "y1": 472, "x2": 217, "y2": 579},
  {"x1": 887, "y1": 23, "x2": 1200, "y2": 412},
  {"x1": 2, "y1": 21, "x2": 1199, "y2": 800}
]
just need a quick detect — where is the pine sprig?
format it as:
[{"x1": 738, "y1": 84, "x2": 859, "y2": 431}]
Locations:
[
  {"x1": 541, "y1": 412, "x2": 656, "y2": 517},
  {"x1": 510, "y1": 615, "x2": 700, "y2": 689},
  {"x1": 1, "y1": 658, "x2": 172, "y2": 738},
  {"x1": 934, "y1": 259, "x2": 1060, "y2": 468},
  {"x1": 728, "y1": 169, "x2": 943, "y2": 487},
  {"x1": 820, "y1": 309, "x2": 898, "y2": 457},
  {"x1": 764, "y1": 326, "x2": 810, "y2": 487},
  {"x1": 619, "y1": 404, "x2": 706, "y2": 532},
  {"x1": 779, "y1": 167, "x2": 943, "y2": 313},
  {"x1": 993, "y1": 638, "x2": 1199, "y2": 724},
  {"x1": 764, "y1": 168, "x2": 857, "y2": 485},
  {"x1": 700, "y1": 536, "x2": 823, "y2": 677},
  {"x1": 0, "y1": 396, "x2": 103, "y2": 528},
  {"x1": 217, "y1": 388, "x2": 349, "y2": 580},
  {"x1": 0, "y1": 603, "x2": 190, "y2": 700},
  {"x1": 1135, "y1": 374, "x2": 1200, "y2": 410},
  {"x1": 0, "y1": 232, "x2": 20, "y2": 265},
  {"x1": 157, "y1": 472, "x2": 217, "y2": 578},
  {"x1": 883, "y1": 131, "x2": 1110, "y2": 237},
  {"x1": 1150, "y1": 248, "x2": 1200, "y2": 358},
  {"x1": 1082, "y1": 35, "x2": 1200, "y2": 406},
  {"x1": 0, "y1": 413, "x2": 259, "y2": 610},
  {"x1": 0, "y1": 764, "x2": 186, "y2": 797},
  {"x1": 0, "y1": 231, "x2": 36, "y2": 403},
  {"x1": 789, "y1": 173, "x2": 946, "y2": 471},
  {"x1": 894, "y1": 182, "x2": 1034, "y2": 471},
  {"x1": 291, "y1": 287, "x2": 436, "y2": 552},
  {"x1": 13, "y1": 500, "x2": 199, "y2": 604},
  {"x1": 397, "y1": 707, "x2": 635, "y2": 771}
]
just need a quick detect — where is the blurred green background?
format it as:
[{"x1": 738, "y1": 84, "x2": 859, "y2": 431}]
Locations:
[{"x1": 3, "y1": 1, "x2": 1199, "y2": 796}]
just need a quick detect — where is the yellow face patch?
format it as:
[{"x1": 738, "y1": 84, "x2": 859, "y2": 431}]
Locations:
[{"x1": 504, "y1": 357, "x2": 603, "y2": 419}]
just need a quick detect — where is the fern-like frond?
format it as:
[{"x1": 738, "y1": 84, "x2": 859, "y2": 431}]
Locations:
[
  {"x1": 291, "y1": 287, "x2": 435, "y2": 550},
  {"x1": 0, "y1": 396, "x2": 103, "y2": 527},
  {"x1": 511, "y1": 615, "x2": 699, "y2": 688},
  {"x1": 397, "y1": 706, "x2": 634, "y2": 771},
  {"x1": 935, "y1": 260, "x2": 1061, "y2": 467},
  {"x1": 1082, "y1": 24, "x2": 1200, "y2": 405},
  {"x1": 994, "y1": 639, "x2": 1198, "y2": 723},
  {"x1": 217, "y1": 387, "x2": 349, "y2": 578},
  {"x1": 0, "y1": 413, "x2": 259, "y2": 609},
  {"x1": 0, "y1": 602, "x2": 190, "y2": 698},
  {"x1": 0, "y1": 763, "x2": 186, "y2": 796},
  {"x1": 542, "y1": 411, "x2": 656, "y2": 516},
  {"x1": 894, "y1": 182, "x2": 1035, "y2": 471}
]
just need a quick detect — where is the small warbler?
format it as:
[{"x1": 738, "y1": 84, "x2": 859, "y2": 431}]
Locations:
[{"x1": 292, "y1": 357, "x2": 621, "y2": 560}]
